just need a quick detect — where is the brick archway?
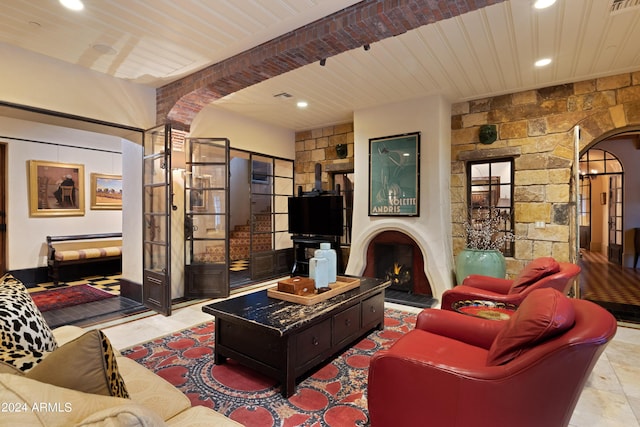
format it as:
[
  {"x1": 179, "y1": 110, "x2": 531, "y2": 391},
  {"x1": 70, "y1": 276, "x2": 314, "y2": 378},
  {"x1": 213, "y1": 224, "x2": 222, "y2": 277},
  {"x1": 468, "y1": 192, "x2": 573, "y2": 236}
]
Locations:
[{"x1": 157, "y1": 0, "x2": 505, "y2": 128}]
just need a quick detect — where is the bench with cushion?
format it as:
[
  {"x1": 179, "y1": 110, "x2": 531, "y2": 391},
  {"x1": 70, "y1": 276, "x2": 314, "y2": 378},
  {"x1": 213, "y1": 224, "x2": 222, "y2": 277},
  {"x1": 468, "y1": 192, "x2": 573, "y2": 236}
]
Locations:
[{"x1": 47, "y1": 233, "x2": 122, "y2": 284}]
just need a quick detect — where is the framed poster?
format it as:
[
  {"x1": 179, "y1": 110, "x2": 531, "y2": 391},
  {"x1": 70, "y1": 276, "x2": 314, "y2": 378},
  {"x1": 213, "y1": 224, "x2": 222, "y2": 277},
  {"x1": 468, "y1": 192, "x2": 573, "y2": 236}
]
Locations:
[
  {"x1": 28, "y1": 160, "x2": 85, "y2": 217},
  {"x1": 368, "y1": 132, "x2": 420, "y2": 216},
  {"x1": 90, "y1": 173, "x2": 122, "y2": 210}
]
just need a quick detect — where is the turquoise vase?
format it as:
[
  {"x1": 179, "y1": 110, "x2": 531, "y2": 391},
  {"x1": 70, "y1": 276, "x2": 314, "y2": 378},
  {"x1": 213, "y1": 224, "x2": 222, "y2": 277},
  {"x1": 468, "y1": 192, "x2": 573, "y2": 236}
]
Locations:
[{"x1": 455, "y1": 248, "x2": 506, "y2": 285}]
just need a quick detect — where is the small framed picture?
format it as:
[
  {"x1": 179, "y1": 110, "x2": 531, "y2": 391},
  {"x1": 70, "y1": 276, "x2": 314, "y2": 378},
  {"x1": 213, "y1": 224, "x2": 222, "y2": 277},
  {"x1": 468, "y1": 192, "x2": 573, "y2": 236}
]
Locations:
[
  {"x1": 190, "y1": 176, "x2": 209, "y2": 211},
  {"x1": 91, "y1": 173, "x2": 122, "y2": 210}
]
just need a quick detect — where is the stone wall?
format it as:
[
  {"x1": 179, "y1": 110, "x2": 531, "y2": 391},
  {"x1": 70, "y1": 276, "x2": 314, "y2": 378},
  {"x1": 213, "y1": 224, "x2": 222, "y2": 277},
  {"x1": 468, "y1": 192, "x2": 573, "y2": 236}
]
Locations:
[
  {"x1": 451, "y1": 71, "x2": 640, "y2": 276},
  {"x1": 294, "y1": 123, "x2": 354, "y2": 193}
]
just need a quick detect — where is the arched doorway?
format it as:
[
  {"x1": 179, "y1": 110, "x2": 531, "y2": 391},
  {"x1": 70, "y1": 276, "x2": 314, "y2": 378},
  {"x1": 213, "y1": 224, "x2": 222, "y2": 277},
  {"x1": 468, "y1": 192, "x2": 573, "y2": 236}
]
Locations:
[
  {"x1": 577, "y1": 131, "x2": 640, "y2": 323},
  {"x1": 578, "y1": 148, "x2": 623, "y2": 264}
]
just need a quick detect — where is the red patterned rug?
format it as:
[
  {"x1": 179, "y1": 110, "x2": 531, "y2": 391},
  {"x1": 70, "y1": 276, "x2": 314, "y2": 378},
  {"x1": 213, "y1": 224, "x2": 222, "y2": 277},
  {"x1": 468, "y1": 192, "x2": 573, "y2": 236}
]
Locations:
[
  {"x1": 30, "y1": 284, "x2": 116, "y2": 312},
  {"x1": 122, "y1": 308, "x2": 416, "y2": 426}
]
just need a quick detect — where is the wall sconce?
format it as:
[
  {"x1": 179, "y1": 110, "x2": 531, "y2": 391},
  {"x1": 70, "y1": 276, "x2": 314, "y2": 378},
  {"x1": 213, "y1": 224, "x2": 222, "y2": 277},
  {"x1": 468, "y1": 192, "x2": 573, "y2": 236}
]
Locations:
[{"x1": 171, "y1": 150, "x2": 186, "y2": 170}]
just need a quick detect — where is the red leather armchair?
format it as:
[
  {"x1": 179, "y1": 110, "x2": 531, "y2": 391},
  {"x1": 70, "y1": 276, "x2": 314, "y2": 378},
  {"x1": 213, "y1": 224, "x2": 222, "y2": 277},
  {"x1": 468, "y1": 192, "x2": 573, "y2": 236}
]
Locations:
[
  {"x1": 441, "y1": 257, "x2": 581, "y2": 311},
  {"x1": 368, "y1": 288, "x2": 617, "y2": 427}
]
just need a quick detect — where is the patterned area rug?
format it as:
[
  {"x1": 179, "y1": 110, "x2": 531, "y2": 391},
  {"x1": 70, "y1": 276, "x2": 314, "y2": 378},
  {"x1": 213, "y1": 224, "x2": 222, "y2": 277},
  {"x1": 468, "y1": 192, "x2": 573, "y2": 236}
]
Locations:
[
  {"x1": 122, "y1": 308, "x2": 416, "y2": 426},
  {"x1": 30, "y1": 284, "x2": 116, "y2": 312}
]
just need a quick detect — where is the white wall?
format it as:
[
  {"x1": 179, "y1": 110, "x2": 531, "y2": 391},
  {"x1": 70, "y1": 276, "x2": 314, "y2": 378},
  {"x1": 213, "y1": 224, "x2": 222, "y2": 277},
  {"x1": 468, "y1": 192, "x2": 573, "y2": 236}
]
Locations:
[
  {"x1": 0, "y1": 116, "x2": 123, "y2": 271},
  {"x1": 346, "y1": 95, "x2": 454, "y2": 300},
  {"x1": 190, "y1": 105, "x2": 295, "y2": 159},
  {"x1": 0, "y1": 43, "x2": 155, "y2": 129},
  {"x1": 121, "y1": 140, "x2": 143, "y2": 285},
  {"x1": 0, "y1": 43, "x2": 154, "y2": 283},
  {"x1": 229, "y1": 157, "x2": 251, "y2": 230}
]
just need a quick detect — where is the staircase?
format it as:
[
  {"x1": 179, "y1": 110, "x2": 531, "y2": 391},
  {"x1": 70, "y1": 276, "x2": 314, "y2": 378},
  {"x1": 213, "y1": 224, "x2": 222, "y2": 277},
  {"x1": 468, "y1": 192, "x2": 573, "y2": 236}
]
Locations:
[{"x1": 194, "y1": 213, "x2": 273, "y2": 263}]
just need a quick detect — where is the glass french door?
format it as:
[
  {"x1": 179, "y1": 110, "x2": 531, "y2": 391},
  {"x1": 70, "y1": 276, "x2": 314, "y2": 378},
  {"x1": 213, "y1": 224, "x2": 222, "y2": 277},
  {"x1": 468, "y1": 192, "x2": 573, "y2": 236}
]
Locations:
[
  {"x1": 184, "y1": 138, "x2": 230, "y2": 298},
  {"x1": 249, "y1": 154, "x2": 293, "y2": 281},
  {"x1": 608, "y1": 174, "x2": 623, "y2": 265},
  {"x1": 142, "y1": 124, "x2": 172, "y2": 315},
  {"x1": 578, "y1": 176, "x2": 591, "y2": 250}
]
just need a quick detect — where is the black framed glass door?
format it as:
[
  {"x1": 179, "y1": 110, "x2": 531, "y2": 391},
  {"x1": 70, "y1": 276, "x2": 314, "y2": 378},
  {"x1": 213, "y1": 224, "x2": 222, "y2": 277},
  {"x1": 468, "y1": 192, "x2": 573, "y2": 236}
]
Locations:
[
  {"x1": 142, "y1": 124, "x2": 172, "y2": 315},
  {"x1": 184, "y1": 138, "x2": 230, "y2": 298}
]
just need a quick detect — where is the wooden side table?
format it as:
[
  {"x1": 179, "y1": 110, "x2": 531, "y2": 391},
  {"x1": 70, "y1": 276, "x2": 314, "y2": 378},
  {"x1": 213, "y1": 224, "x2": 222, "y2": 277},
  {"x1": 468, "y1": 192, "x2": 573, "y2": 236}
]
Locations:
[{"x1": 452, "y1": 300, "x2": 517, "y2": 320}]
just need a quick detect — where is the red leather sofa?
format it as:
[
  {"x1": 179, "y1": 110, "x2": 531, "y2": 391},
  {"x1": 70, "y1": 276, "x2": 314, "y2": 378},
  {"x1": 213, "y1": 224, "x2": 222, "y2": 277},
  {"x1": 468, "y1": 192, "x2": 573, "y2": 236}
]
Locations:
[
  {"x1": 441, "y1": 257, "x2": 581, "y2": 311},
  {"x1": 368, "y1": 288, "x2": 617, "y2": 427}
]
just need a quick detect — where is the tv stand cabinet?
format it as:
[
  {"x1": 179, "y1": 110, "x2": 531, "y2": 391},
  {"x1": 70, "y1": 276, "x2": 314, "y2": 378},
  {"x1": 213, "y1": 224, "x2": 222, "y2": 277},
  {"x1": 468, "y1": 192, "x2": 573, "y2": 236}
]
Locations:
[{"x1": 291, "y1": 235, "x2": 342, "y2": 277}]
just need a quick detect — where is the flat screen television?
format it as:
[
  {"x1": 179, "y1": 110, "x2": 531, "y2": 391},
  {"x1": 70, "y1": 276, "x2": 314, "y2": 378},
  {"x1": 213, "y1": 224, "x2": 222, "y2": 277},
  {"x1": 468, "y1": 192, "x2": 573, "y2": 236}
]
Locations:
[{"x1": 288, "y1": 195, "x2": 344, "y2": 236}]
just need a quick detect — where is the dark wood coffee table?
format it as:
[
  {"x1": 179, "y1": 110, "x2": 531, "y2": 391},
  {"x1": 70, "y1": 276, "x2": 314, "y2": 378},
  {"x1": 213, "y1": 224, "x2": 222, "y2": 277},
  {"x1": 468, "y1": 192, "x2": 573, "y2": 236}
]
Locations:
[{"x1": 202, "y1": 276, "x2": 389, "y2": 397}]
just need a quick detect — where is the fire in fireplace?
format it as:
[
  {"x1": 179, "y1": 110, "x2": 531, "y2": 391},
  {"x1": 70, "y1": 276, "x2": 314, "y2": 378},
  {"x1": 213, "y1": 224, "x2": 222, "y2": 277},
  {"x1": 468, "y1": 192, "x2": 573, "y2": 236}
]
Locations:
[{"x1": 375, "y1": 243, "x2": 413, "y2": 292}]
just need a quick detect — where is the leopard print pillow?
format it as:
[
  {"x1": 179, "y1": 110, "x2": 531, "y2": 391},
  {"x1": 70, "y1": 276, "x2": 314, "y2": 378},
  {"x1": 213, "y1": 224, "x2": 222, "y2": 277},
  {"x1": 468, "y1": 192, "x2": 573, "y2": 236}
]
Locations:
[
  {"x1": 0, "y1": 348, "x2": 46, "y2": 372},
  {"x1": 0, "y1": 274, "x2": 58, "y2": 371},
  {"x1": 99, "y1": 330, "x2": 129, "y2": 398}
]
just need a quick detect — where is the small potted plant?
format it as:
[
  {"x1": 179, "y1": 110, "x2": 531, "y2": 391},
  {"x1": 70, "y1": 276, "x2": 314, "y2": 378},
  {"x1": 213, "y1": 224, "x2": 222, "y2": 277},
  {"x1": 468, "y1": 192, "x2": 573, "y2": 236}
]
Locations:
[{"x1": 456, "y1": 208, "x2": 515, "y2": 284}]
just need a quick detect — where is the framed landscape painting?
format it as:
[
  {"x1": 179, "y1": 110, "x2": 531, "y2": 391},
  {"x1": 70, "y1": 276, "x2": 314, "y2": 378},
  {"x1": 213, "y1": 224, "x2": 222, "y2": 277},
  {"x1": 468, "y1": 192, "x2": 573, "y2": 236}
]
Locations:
[
  {"x1": 368, "y1": 132, "x2": 420, "y2": 216},
  {"x1": 29, "y1": 160, "x2": 85, "y2": 217},
  {"x1": 91, "y1": 173, "x2": 123, "y2": 210}
]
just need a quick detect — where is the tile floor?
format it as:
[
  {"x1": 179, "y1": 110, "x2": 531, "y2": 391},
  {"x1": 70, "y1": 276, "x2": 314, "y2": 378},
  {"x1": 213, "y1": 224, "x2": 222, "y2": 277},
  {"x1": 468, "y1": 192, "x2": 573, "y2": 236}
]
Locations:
[
  {"x1": 579, "y1": 250, "x2": 640, "y2": 323},
  {"x1": 94, "y1": 281, "x2": 640, "y2": 427},
  {"x1": 27, "y1": 275, "x2": 123, "y2": 294},
  {"x1": 28, "y1": 275, "x2": 148, "y2": 329}
]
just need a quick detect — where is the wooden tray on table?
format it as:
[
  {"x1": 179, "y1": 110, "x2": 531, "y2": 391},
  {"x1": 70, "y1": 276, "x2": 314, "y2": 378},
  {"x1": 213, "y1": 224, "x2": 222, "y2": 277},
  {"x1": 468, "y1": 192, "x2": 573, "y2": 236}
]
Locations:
[{"x1": 267, "y1": 276, "x2": 361, "y2": 305}]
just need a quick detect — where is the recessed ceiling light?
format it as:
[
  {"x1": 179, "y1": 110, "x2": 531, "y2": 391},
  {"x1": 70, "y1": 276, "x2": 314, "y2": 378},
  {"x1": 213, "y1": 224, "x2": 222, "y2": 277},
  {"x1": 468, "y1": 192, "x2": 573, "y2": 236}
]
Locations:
[
  {"x1": 535, "y1": 58, "x2": 552, "y2": 67},
  {"x1": 534, "y1": 0, "x2": 556, "y2": 9},
  {"x1": 59, "y1": 0, "x2": 84, "y2": 11},
  {"x1": 297, "y1": 101, "x2": 308, "y2": 108}
]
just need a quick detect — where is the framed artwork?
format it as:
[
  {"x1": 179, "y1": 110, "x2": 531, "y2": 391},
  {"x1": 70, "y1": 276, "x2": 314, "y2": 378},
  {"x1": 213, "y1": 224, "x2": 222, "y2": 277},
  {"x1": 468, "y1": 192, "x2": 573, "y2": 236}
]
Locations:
[
  {"x1": 368, "y1": 132, "x2": 420, "y2": 216},
  {"x1": 251, "y1": 160, "x2": 271, "y2": 184},
  {"x1": 28, "y1": 160, "x2": 85, "y2": 217},
  {"x1": 91, "y1": 173, "x2": 122, "y2": 210}
]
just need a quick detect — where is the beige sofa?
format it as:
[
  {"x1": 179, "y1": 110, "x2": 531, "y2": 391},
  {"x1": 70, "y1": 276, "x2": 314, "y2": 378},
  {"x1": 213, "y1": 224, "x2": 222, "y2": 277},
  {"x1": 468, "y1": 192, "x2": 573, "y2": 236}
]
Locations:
[
  {"x1": 0, "y1": 324, "x2": 242, "y2": 427},
  {"x1": 0, "y1": 272, "x2": 241, "y2": 427}
]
